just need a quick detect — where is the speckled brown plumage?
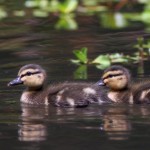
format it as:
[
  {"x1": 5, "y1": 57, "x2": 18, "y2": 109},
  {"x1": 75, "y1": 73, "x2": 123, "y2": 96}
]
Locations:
[
  {"x1": 98, "y1": 65, "x2": 150, "y2": 104},
  {"x1": 8, "y1": 64, "x2": 106, "y2": 107}
]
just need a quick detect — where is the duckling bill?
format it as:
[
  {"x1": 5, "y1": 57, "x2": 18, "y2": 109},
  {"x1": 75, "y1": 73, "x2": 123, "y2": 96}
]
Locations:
[
  {"x1": 8, "y1": 64, "x2": 105, "y2": 107},
  {"x1": 98, "y1": 65, "x2": 150, "y2": 104},
  {"x1": 8, "y1": 76, "x2": 23, "y2": 86}
]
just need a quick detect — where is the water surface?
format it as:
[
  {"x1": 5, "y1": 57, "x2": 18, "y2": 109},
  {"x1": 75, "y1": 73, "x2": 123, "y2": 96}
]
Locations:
[{"x1": 0, "y1": 4, "x2": 150, "y2": 150}]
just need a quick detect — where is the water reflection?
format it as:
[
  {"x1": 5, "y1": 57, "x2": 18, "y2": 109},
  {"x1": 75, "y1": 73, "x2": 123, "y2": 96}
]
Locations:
[
  {"x1": 51, "y1": 104, "x2": 132, "y2": 141},
  {"x1": 18, "y1": 104, "x2": 48, "y2": 142},
  {"x1": 101, "y1": 105, "x2": 150, "y2": 141},
  {"x1": 102, "y1": 106, "x2": 131, "y2": 141},
  {"x1": 73, "y1": 105, "x2": 132, "y2": 141},
  {"x1": 17, "y1": 103, "x2": 150, "y2": 142}
]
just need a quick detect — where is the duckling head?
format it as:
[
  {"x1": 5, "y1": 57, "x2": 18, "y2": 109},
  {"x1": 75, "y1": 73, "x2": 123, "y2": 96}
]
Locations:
[
  {"x1": 8, "y1": 64, "x2": 47, "y2": 89},
  {"x1": 98, "y1": 65, "x2": 131, "y2": 91}
]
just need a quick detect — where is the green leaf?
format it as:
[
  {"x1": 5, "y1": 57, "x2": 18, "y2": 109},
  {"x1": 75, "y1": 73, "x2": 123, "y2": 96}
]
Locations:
[
  {"x1": 111, "y1": 58, "x2": 128, "y2": 63},
  {"x1": 128, "y1": 56, "x2": 140, "y2": 61},
  {"x1": 141, "y1": 11, "x2": 150, "y2": 23},
  {"x1": 25, "y1": 0, "x2": 37, "y2": 7},
  {"x1": 33, "y1": 9, "x2": 48, "y2": 17},
  {"x1": 48, "y1": 0, "x2": 60, "y2": 12},
  {"x1": 96, "y1": 64, "x2": 110, "y2": 70},
  {"x1": 59, "y1": 0, "x2": 78, "y2": 13},
  {"x1": 92, "y1": 55, "x2": 111, "y2": 66},
  {"x1": 73, "y1": 47, "x2": 88, "y2": 64},
  {"x1": 70, "y1": 59, "x2": 80, "y2": 64},
  {"x1": 109, "y1": 53, "x2": 123, "y2": 59},
  {"x1": 110, "y1": 54, "x2": 129, "y2": 63}
]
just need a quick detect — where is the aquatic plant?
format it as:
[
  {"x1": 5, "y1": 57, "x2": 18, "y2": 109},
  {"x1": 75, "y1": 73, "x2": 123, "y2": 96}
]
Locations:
[
  {"x1": 0, "y1": 0, "x2": 150, "y2": 30},
  {"x1": 25, "y1": 0, "x2": 78, "y2": 30},
  {"x1": 134, "y1": 37, "x2": 150, "y2": 58},
  {"x1": 71, "y1": 37, "x2": 150, "y2": 70},
  {"x1": 92, "y1": 53, "x2": 129, "y2": 70},
  {"x1": 23, "y1": 0, "x2": 150, "y2": 30},
  {"x1": 71, "y1": 47, "x2": 88, "y2": 64}
]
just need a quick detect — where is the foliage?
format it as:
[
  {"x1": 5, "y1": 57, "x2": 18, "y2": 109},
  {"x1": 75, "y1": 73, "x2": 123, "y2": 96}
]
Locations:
[
  {"x1": 93, "y1": 53, "x2": 130, "y2": 69},
  {"x1": 23, "y1": 0, "x2": 150, "y2": 30},
  {"x1": 0, "y1": 0, "x2": 149, "y2": 30},
  {"x1": 25, "y1": 0, "x2": 78, "y2": 30},
  {"x1": 124, "y1": 1, "x2": 150, "y2": 30},
  {"x1": 0, "y1": 7, "x2": 7, "y2": 19},
  {"x1": 71, "y1": 37, "x2": 150, "y2": 70},
  {"x1": 134, "y1": 37, "x2": 150, "y2": 58},
  {"x1": 71, "y1": 47, "x2": 88, "y2": 64}
]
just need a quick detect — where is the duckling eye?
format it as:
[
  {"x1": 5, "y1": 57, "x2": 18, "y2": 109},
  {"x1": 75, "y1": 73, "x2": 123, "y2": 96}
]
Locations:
[
  {"x1": 108, "y1": 74, "x2": 113, "y2": 78},
  {"x1": 26, "y1": 72, "x2": 32, "y2": 76}
]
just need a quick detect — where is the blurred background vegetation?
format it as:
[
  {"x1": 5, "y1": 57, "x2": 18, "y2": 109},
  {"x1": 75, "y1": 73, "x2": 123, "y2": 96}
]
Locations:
[
  {"x1": 0, "y1": 0, "x2": 150, "y2": 30},
  {"x1": 0, "y1": 0, "x2": 150, "y2": 79}
]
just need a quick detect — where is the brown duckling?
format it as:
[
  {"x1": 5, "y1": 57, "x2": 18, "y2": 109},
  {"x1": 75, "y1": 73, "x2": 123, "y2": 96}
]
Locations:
[
  {"x1": 8, "y1": 64, "x2": 105, "y2": 107},
  {"x1": 98, "y1": 65, "x2": 150, "y2": 104}
]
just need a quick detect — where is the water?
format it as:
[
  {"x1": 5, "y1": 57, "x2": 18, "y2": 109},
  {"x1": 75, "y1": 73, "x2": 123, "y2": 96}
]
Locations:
[
  {"x1": 0, "y1": 3, "x2": 150, "y2": 150},
  {"x1": 1, "y1": 103, "x2": 150, "y2": 150}
]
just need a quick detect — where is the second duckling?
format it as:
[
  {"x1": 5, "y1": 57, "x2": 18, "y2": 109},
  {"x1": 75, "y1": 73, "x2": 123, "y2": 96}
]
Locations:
[
  {"x1": 8, "y1": 64, "x2": 106, "y2": 107},
  {"x1": 98, "y1": 65, "x2": 150, "y2": 104}
]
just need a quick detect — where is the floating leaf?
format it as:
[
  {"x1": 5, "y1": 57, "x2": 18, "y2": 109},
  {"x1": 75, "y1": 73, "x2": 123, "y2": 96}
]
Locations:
[
  {"x1": 92, "y1": 55, "x2": 111, "y2": 66},
  {"x1": 96, "y1": 64, "x2": 110, "y2": 70},
  {"x1": 70, "y1": 59, "x2": 80, "y2": 64},
  {"x1": 73, "y1": 47, "x2": 88, "y2": 64},
  {"x1": 109, "y1": 53, "x2": 123, "y2": 59},
  {"x1": 71, "y1": 36, "x2": 150, "y2": 71},
  {"x1": 111, "y1": 56, "x2": 129, "y2": 63}
]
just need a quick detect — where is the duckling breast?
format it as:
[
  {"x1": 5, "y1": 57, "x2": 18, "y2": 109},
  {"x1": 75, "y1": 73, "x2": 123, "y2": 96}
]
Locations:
[
  {"x1": 20, "y1": 90, "x2": 48, "y2": 105},
  {"x1": 107, "y1": 90, "x2": 133, "y2": 104}
]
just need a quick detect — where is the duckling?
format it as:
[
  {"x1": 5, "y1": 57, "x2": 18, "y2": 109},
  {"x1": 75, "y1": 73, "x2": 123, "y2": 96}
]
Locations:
[
  {"x1": 98, "y1": 65, "x2": 150, "y2": 104},
  {"x1": 8, "y1": 64, "x2": 105, "y2": 107}
]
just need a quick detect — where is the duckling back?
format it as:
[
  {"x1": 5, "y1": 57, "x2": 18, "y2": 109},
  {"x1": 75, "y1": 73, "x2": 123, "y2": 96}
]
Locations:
[
  {"x1": 47, "y1": 82, "x2": 107, "y2": 107},
  {"x1": 19, "y1": 82, "x2": 106, "y2": 107}
]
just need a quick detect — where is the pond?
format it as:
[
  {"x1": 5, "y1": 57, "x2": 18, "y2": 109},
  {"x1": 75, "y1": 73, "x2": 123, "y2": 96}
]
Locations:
[{"x1": 0, "y1": 1, "x2": 150, "y2": 150}]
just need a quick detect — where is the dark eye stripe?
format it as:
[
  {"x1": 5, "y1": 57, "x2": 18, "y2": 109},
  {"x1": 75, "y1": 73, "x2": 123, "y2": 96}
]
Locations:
[
  {"x1": 20, "y1": 71, "x2": 41, "y2": 78},
  {"x1": 103, "y1": 73, "x2": 123, "y2": 80}
]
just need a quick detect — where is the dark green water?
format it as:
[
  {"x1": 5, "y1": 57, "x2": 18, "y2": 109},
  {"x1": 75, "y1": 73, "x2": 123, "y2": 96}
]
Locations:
[{"x1": 0, "y1": 2, "x2": 150, "y2": 150}]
